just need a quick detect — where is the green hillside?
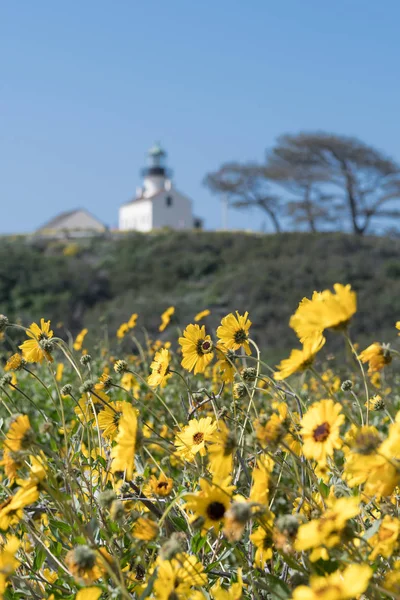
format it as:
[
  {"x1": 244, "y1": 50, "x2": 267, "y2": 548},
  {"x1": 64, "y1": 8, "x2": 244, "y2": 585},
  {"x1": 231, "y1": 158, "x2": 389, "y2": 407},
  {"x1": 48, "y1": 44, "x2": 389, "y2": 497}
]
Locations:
[{"x1": 1, "y1": 231, "x2": 400, "y2": 355}]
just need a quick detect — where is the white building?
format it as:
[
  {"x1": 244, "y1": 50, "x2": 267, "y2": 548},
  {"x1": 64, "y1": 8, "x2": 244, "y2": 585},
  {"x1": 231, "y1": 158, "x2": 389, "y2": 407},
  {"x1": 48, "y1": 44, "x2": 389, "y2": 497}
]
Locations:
[
  {"x1": 36, "y1": 209, "x2": 106, "y2": 238},
  {"x1": 119, "y1": 144, "x2": 198, "y2": 232}
]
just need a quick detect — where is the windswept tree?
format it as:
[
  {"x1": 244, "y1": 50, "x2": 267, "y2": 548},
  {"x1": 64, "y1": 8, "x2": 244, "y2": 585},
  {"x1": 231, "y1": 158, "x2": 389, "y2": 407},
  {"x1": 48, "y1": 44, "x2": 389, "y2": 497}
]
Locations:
[
  {"x1": 270, "y1": 133, "x2": 400, "y2": 235},
  {"x1": 265, "y1": 154, "x2": 337, "y2": 232},
  {"x1": 204, "y1": 162, "x2": 282, "y2": 233}
]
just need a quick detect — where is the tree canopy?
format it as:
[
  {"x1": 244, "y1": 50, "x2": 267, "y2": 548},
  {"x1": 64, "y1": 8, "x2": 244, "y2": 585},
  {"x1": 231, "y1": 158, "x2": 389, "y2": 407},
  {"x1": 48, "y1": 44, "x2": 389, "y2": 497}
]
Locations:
[{"x1": 205, "y1": 132, "x2": 400, "y2": 235}]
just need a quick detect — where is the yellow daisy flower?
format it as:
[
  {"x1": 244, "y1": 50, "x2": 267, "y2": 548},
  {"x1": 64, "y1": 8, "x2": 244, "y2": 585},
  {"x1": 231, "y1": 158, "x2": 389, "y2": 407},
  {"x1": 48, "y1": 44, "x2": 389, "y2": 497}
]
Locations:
[
  {"x1": 194, "y1": 309, "x2": 210, "y2": 322},
  {"x1": 73, "y1": 328, "x2": 88, "y2": 351},
  {"x1": 174, "y1": 417, "x2": 217, "y2": 461},
  {"x1": 290, "y1": 283, "x2": 356, "y2": 343},
  {"x1": 19, "y1": 318, "x2": 54, "y2": 363},
  {"x1": 359, "y1": 342, "x2": 391, "y2": 374},
  {"x1": 292, "y1": 564, "x2": 371, "y2": 600},
  {"x1": 274, "y1": 334, "x2": 325, "y2": 380},
  {"x1": 111, "y1": 403, "x2": 138, "y2": 480},
  {"x1": 184, "y1": 477, "x2": 235, "y2": 531},
  {"x1": 4, "y1": 353, "x2": 25, "y2": 372},
  {"x1": 217, "y1": 311, "x2": 252, "y2": 355},
  {"x1": 159, "y1": 306, "x2": 175, "y2": 332},
  {"x1": 300, "y1": 399, "x2": 344, "y2": 463},
  {"x1": 97, "y1": 401, "x2": 125, "y2": 440},
  {"x1": 179, "y1": 324, "x2": 214, "y2": 374},
  {"x1": 148, "y1": 348, "x2": 171, "y2": 388}
]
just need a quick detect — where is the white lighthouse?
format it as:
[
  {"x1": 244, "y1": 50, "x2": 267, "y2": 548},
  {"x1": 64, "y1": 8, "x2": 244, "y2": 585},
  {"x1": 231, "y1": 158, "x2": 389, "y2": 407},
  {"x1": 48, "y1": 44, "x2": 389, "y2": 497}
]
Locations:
[{"x1": 119, "y1": 144, "x2": 195, "y2": 232}]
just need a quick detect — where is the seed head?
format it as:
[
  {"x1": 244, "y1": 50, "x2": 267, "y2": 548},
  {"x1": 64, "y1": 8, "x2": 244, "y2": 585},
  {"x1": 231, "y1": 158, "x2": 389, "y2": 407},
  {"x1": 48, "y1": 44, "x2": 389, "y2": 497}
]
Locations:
[
  {"x1": 61, "y1": 384, "x2": 73, "y2": 397},
  {"x1": 341, "y1": 380, "x2": 353, "y2": 391},
  {"x1": 79, "y1": 380, "x2": 94, "y2": 394},
  {"x1": 233, "y1": 382, "x2": 247, "y2": 399},
  {"x1": 0, "y1": 374, "x2": 13, "y2": 388},
  {"x1": 80, "y1": 354, "x2": 92, "y2": 366},
  {"x1": 39, "y1": 339, "x2": 54, "y2": 354},
  {"x1": 114, "y1": 359, "x2": 128, "y2": 374},
  {"x1": 241, "y1": 367, "x2": 257, "y2": 382},
  {"x1": 0, "y1": 315, "x2": 8, "y2": 333},
  {"x1": 98, "y1": 490, "x2": 116, "y2": 509},
  {"x1": 110, "y1": 499, "x2": 125, "y2": 521}
]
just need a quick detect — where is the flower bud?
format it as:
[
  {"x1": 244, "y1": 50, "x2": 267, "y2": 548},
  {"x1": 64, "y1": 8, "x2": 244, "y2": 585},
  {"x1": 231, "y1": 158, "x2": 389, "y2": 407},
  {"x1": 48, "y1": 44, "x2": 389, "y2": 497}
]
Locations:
[
  {"x1": 341, "y1": 380, "x2": 353, "y2": 391},
  {"x1": 0, "y1": 315, "x2": 9, "y2": 332},
  {"x1": 114, "y1": 359, "x2": 128, "y2": 374},
  {"x1": 80, "y1": 354, "x2": 92, "y2": 366}
]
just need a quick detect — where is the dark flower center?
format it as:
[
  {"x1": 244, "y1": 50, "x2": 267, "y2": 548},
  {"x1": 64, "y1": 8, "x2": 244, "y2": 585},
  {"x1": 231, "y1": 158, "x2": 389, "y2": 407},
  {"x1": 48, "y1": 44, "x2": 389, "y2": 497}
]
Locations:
[
  {"x1": 313, "y1": 422, "x2": 330, "y2": 442},
  {"x1": 196, "y1": 339, "x2": 213, "y2": 356},
  {"x1": 206, "y1": 501, "x2": 226, "y2": 521},
  {"x1": 234, "y1": 329, "x2": 247, "y2": 344},
  {"x1": 157, "y1": 481, "x2": 169, "y2": 490},
  {"x1": 193, "y1": 432, "x2": 204, "y2": 445},
  {"x1": 38, "y1": 332, "x2": 49, "y2": 341}
]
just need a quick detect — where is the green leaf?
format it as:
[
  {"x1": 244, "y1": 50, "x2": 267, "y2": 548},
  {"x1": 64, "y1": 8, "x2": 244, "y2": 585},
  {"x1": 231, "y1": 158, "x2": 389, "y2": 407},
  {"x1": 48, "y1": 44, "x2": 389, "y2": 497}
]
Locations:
[{"x1": 33, "y1": 546, "x2": 47, "y2": 570}]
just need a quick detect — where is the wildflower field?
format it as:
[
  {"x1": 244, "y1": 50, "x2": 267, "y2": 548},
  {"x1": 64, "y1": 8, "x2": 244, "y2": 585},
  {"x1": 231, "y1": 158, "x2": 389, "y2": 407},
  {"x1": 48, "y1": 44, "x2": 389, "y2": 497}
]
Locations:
[{"x1": 0, "y1": 283, "x2": 400, "y2": 599}]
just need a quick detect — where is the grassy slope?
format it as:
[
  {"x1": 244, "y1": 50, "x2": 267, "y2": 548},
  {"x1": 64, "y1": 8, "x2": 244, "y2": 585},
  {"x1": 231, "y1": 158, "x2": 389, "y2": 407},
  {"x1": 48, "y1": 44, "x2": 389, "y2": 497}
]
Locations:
[{"x1": 1, "y1": 231, "x2": 400, "y2": 356}]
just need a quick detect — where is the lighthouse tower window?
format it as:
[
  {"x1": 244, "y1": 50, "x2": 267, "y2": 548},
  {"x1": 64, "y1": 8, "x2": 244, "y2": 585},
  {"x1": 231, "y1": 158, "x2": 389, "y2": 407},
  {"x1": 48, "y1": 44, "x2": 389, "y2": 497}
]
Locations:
[{"x1": 166, "y1": 196, "x2": 173, "y2": 207}]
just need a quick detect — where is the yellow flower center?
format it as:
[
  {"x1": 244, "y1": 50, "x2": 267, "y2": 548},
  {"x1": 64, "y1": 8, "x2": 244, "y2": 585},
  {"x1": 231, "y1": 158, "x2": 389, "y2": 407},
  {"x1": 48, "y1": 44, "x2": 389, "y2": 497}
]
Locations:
[{"x1": 313, "y1": 422, "x2": 330, "y2": 442}]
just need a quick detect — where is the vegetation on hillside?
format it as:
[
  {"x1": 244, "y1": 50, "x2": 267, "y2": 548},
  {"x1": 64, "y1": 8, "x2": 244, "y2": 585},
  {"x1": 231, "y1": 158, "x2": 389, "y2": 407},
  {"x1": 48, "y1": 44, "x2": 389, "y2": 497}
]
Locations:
[{"x1": 1, "y1": 231, "x2": 400, "y2": 357}]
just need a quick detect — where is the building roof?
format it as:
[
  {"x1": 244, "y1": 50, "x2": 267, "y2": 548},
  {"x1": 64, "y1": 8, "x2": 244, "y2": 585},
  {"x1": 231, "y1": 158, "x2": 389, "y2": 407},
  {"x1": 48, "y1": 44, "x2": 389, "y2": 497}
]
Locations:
[
  {"x1": 37, "y1": 208, "x2": 105, "y2": 232},
  {"x1": 120, "y1": 190, "x2": 166, "y2": 207}
]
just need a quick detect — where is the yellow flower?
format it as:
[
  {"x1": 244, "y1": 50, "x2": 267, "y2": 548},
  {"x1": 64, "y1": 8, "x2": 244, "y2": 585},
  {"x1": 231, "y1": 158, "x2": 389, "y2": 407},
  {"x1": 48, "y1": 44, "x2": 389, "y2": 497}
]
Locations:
[
  {"x1": 117, "y1": 322, "x2": 130, "y2": 339},
  {"x1": 194, "y1": 309, "x2": 210, "y2": 322},
  {"x1": 149, "y1": 472, "x2": 173, "y2": 497},
  {"x1": 159, "y1": 306, "x2": 175, "y2": 332},
  {"x1": 148, "y1": 348, "x2": 171, "y2": 388},
  {"x1": 121, "y1": 372, "x2": 140, "y2": 398},
  {"x1": 0, "y1": 482, "x2": 39, "y2": 530},
  {"x1": 55, "y1": 362, "x2": 64, "y2": 381},
  {"x1": 19, "y1": 318, "x2": 54, "y2": 363},
  {"x1": 111, "y1": 403, "x2": 138, "y2": 480},
  {"x1": 2, "y1": 414, "x2": 33, "y2": 482},
  {"x1": 174, "y1": 417, "x2": 217, "y2": 462},
  {"x1": 179, "y1": 324, "x2": 214, "y2": 374},
  {"x1": 65, "y1": 545, "x2": 104, "y2": 584},
  {"x1": 300, "y1": 399, "x2": 344, "y2": 463},
  {"x1": 369, "y1": 515, "x2": 400, "y2": 559},
  {"x1": 359, "y1": 342, "x2": 391, "y2": 374},
  {"x1": 292, "y1": 564, "x2": 371, "y2": 600},
  {"x1": 295, "y1": 496, "x2": 360, "y2": 554},
  {"x1": 250, "y1": 513, "x2": 275, "y2": 567},
  {"x1": 73, "y1": 328, "x2": 88, "y2": 351},
  {"x1": 345, "y1": 422, "x2": 400, "y2": 497},
  {"x1": 0, "y1": 536, "x2": 20, "y2": 596},
  {"x1": 217, "y1": 311, "x2": 252, "y2": 355},
  {"x1": 208, "y1": 421, "x2": 236, "y2": 480},
  {"x1": 213, "y1": 348, "x2": 236, "y2": 384},
  {"x1": 4, "y1": 353, "x2": 25, "y2": 372},
  {"x1": 94, "y1": 370, "x2": 113, "y2": 391},
  {"x1": 249, "y1": 455, "x2": 274, "y2": 506},
  {"x1": 76, "y1": 588, "x2": 102, "y2": 600},
  {"x1": 132, "y1": 517, "x2": 158, "y2": 541},
  {"x1": 274, "y1": 334, "x2": 325, "y2": 380},
  {"x1": 185, "y1": 478, "x2": 235, "y2": 531},
  {"x1": 153, "y1": 553, "x2": 207, "y2": 600},
  {"x1": 290, "y1": 284, "x2": 356, "y2": 343},
  {"x1": 127, "y1": 313, "x2": 138, "y2": 328},
  {"x1": 97, "y1": 401, "x2": 125, "y2": 440},
  {"x1": 210, "y1": 568, "x2": 243, "y2": 600}
]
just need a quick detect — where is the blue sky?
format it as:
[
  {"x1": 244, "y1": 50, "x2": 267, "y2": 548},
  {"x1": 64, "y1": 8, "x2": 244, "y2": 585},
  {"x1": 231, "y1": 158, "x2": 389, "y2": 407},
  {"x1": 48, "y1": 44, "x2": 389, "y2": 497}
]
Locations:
[{"x1": 2, "y1": 1, "x2": 400, "y2": 233}]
